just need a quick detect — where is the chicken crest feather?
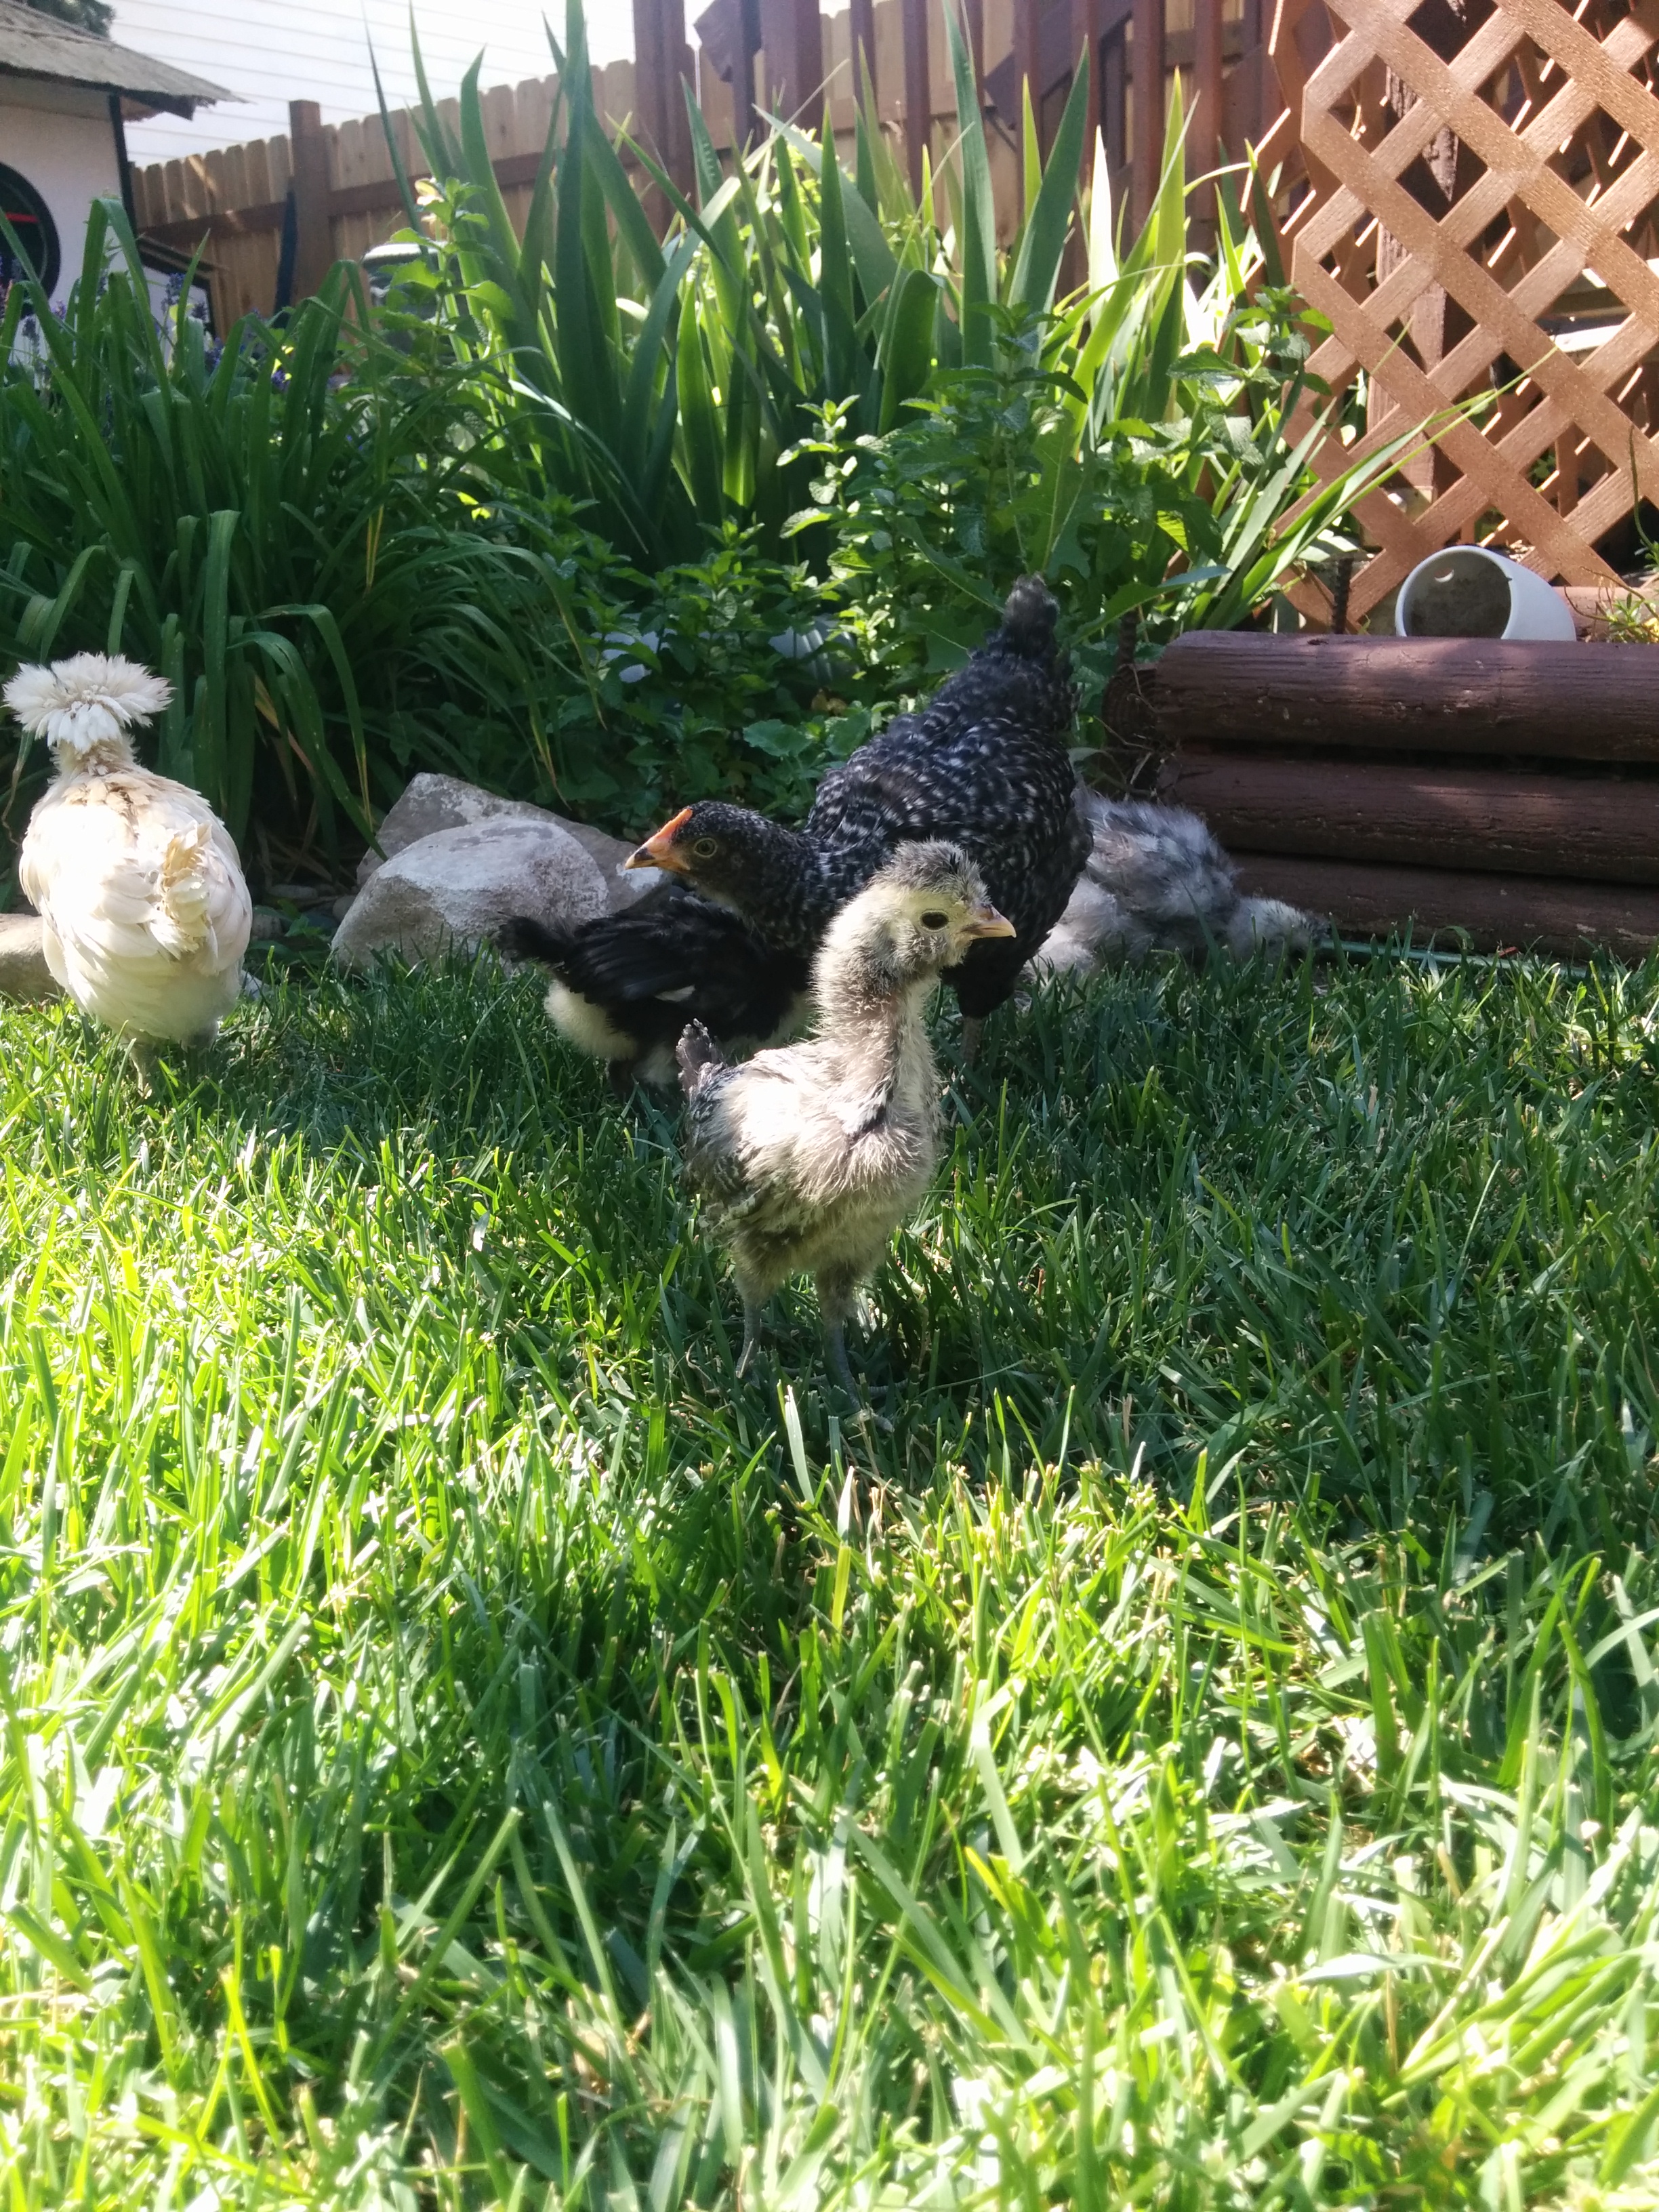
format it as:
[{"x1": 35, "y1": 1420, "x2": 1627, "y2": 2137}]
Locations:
[{"x1": 4, "y1": 653, "x2": 173, "y2": 760}]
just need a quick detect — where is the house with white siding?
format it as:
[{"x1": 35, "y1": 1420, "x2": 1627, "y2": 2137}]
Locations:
[
  {"x1": 107, "y1": 0, "x2": 635, "y2": 164},
  {"x1": 0, "y1": 0, "x2": 223, "y2": 300}
]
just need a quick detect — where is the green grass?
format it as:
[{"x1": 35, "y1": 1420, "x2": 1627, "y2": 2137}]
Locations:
[{"x1": 1, "y1": 949, "x2": 1657, "y2": 2208}]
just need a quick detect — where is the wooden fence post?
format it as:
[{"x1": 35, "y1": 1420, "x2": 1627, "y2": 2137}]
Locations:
[
  {"x1": 1194, "y1": 0, "x2": 1223, "y2": 228},
  {"x1": 901, "y1": 0, "x2": 930, "y2": 194},
  {"x1": 757, "y1": 0, "x2": 825, "y2": 123},
  {"x1": 288, "y1": 100, "x2": 333, "y2": 300},
  {"x1": 1019, "y1": 0, "x2": 1044, "y2": 181},
  {"x1": 634, "y1": 0, "x2": 695, "y2": 226},
  {"x1": 1073, "y1": 0, "x2": 1101, "y2": 165},
  {"x1": 1130, "y1": 0, "x2": 1164, "y2": 230},
  {"x1": 850, "y1": 0, "x2": 877, "y2": 106}
]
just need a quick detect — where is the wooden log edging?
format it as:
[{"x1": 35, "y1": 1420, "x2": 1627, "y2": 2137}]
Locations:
[
  {"x1": 1163, "y1": 753, "x2": 1659, "y2": 884},
  {"x1": 1153, "y1": 632, "x2": 1659, "y2": 959},
  {"x1": 1232, "y1": 855, "x2": 1659, "y2": 962},
  {"x1": 1155, "y1": 634, "x2": 1659, "y2": 761}
]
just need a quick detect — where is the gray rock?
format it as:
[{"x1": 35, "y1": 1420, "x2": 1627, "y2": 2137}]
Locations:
[
  {"x1": 0, "y1": 914, "x2": 60, "y2": 1003},
  {"x1": 356, "y1": 773, "x2": 659, "y2": 909},
  {"x1": 331, "y1": 818, "x2": 610, "y2": 972}
]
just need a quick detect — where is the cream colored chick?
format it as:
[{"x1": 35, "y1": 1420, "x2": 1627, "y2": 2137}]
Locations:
[
  {"x1": 676, "y1": 841, "x2": 1014, "y2": 1402},
  {"x1": 8, "y1": 654, "x2": 252, "y2": 1063}
]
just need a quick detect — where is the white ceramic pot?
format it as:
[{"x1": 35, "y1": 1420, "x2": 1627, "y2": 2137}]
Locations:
[{"x1": 1394, "y1": 546, "x2": 1577, "y2": 640}]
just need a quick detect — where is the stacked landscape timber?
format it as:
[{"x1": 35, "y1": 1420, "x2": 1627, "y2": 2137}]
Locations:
[{"x1": 1154, "y1": 634, "x2": 1659, "y2": 960}]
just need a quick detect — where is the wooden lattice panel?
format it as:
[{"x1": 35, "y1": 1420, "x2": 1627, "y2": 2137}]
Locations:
[{"x1": 1279, "y1": 0, "x2": 1659, "y2": 622}]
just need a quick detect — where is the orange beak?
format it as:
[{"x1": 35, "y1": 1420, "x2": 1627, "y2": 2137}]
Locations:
[
  {"x1": 625, "y1": 805, "x2": 694, "y2": 872},
  {"x1": 962, "y1": 903, "x2": 1016, "y2": 940}
]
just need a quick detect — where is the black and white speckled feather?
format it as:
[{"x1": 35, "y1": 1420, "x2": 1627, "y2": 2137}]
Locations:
[
  {"x1": 1028, "y1": 794, "x2": 1319, "y2": 976},
  {"x1": 640, "y1": 577, "x2": 1090, "y2": 1023}
]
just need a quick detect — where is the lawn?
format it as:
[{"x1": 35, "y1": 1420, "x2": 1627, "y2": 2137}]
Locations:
[{"x1": 0, "y1": 947, "x2": 1656, "y2": 2209}]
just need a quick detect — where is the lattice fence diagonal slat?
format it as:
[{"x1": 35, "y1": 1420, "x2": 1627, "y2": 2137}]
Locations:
[{"x1": 1281, "y1": 0, "x2": 1659, "y2": 621}]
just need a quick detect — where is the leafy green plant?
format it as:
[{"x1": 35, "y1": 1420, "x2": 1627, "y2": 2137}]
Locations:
[
  {"x1": 377, "y1": 0, "x2": 1128, "y2": 573},
  {"x1": 538, "y1": 531, "x2": 870, "y2": 825},
  {"x1": 787, "y1": 110, "x2": 1407, "y2": 716},
  {"x1": 378, "y1": 5, "x2": 921, "y2": 567},
  {"x1": 394, "y1": 0, "x2": 1402, "y2": 693},
  {"x1": 0, "y1": 203, "x2": 624, "y2": 875}
]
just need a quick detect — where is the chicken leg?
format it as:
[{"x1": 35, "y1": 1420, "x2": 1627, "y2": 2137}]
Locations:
[
  {"x1": 735, "y1": 1294, "x2": 766, "y2": 1378},
  {"x1": 960, "y1": 1016, "x2": 985, "y2": 1068},
  {"x1": 816, "y1": 1269, "x2": 866, "y2": 1406}
]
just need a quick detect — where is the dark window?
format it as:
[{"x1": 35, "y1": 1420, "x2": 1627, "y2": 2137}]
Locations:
[{"x1": 0, "y1": 164, "x2": 61, "y2": 298}]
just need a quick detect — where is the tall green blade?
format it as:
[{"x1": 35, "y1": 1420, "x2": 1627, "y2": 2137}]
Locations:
[
  {"x1": 1007, "y1": 45, "x2": 1090, "y2": 315},
  {"x1": 943, "y1": 0, "x2": 996, "y2": 369},
  {"x1": 676, "y1": 264, "x2": 724, "y2": 525}
]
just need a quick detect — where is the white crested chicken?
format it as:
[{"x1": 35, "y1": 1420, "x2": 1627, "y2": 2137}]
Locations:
[
  {"x1": 7, "y1": 654, "x2": 252, "y2": 1065},
  {"x1": 509, "y1": 576, "x2": 1087, "y2": 1085},
  {"x1": 676, "y1": 842, "x2": 1013, "y2": 1402}
]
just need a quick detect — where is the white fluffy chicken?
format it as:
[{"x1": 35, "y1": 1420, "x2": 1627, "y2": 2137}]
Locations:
[
  {"x1": 7, "y1": 654, "x2": 252, "y2": 1064},
  {"x1": 676, "y1": 842, "x2": 1013, "y2": 1402}
]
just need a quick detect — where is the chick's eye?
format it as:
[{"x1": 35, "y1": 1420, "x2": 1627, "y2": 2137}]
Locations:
[
  {"x1": 691, "y1": 837, "x2": 720, "y2": 859},
  {"x1": 920, "y1": 909, "x2": 949, "y2": 929}
]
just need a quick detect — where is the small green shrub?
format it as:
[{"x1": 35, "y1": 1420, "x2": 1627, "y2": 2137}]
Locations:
[
  {"x1": 0, "y1": 209, "x2": 628, "y2": 877},
  {"x1": 538, "y1": 531, "x2": 867, "y2": 826}
]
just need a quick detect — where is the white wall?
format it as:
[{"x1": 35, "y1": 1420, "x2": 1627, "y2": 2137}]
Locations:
[
  {"x1": 110, "y1": 0, "x2": 638, "y2": 163},
  {"x1": 1, "y1": 86, "x2": 121, "y2": 306}
]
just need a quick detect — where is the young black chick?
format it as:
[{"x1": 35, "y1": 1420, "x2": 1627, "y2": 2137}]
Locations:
[
  {"x1": 497, "y1": 893, "x2": 808, "y2": 1093},
  {"x1": 676, "y1": 842, "x2": 1013, "y2": 1401},
  {"x1": 520, "y1": 577, "x2": 1084, "y2": 1084}
]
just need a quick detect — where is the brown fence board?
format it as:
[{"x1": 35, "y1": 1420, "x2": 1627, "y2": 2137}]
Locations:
[{"x1": 134, "y1": 0, "x2": 1283, "y2": 325}]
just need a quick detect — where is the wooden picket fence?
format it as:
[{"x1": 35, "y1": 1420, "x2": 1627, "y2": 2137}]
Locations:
[
  {"x1": 127, "y1": 0, "x2": 1659, "y2": 952},
  {"x1": 131, "y1": 0, "x2": 1659, "y2": 623},
  {"x1": 130, "y1": 0, "x2": 1283, "y2": 329}
]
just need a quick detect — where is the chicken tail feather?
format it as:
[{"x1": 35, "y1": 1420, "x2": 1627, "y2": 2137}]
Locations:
[
  {"x1": 153, "y1": 820, "x2": 216, "y2": 958},
  {"x1": 497, "y1": 914, "x2": 574, "y2": 968},
  {"x1": 676, "y1": 1019, "x2": 729, "y2": 1099},
  {"x1": 991, "y1": 576, "x2": 1060, "y2": 664}
]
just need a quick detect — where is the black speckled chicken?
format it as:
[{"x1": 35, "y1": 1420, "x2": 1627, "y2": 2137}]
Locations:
[
  {"x1": 676, "y1": 842, "x2": 1013, "y2": 1401},
  {"x1": 497, "y1": 895, "x2": 809, "y2": 1094},
  {"x1": 516, "y1": 577, "x2": 1088, "y2": 1083}
]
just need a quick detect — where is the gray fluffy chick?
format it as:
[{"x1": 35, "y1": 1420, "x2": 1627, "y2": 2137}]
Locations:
[
  {"x1": 676, "y1": 842, "x2": 1015, "y2": 1402},
  {"x1": 1031, "y1": 794, "x2": 1317, "y2": 978}
]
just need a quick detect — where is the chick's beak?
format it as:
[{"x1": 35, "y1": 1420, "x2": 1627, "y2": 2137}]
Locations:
[
  {"x1": 625, "y1": 804, "x2": 694, "y2": 872},
  {"x1": 962, "y1": 903, "x2": 1017, "y2": 940}
]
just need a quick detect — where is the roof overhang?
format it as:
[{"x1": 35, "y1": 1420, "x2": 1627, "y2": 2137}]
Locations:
[{"x1": 0, "y1": 0, "x2": 230, "y2": 120}]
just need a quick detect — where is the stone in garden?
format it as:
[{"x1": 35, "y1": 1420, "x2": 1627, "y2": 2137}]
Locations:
[
  {"x1": 356, "y1": 773, "x2": 657, "y2": 909},
  {"x1": 331, "y1": 818, "x2": 610, "y2": 970},
  {"x1": 0, "y1": 914, "x2": 60, "y2": 1002}
]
